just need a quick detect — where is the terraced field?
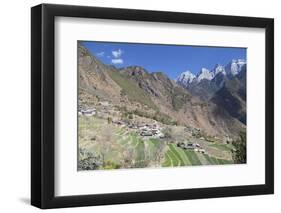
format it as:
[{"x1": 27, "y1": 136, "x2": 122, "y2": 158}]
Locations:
[
  {"x1": 162, "y1": 144, "x2": 232, "y2": 167},
  {"x1": 209, "y1": 143, "x2": 234, "y2": 152},
  {"x1": 79, "y1": 116, "x2": 234, "y2": 170},
  {"x1": 115, "y1": 130, "x2": 165, "y2": 167}
]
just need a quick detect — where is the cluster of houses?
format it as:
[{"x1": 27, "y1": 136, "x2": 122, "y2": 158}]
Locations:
[
  {"x1": 79, "y1": 101, "x2": 165, "y2": 139},
  {"x1": 78, "y1": 107, "x2": 96, "y2": 116},
  {"x1": 114, "y1": 120, "x2": 164, "y2": 138},
  {"x1": 78, "y1": 101, "x2": 114, "y2": 118},
  {"x1": 138, "y1": 123, "x2": 164, "y2": 138},
  {"x1": 177, "y1": 142, "x2": 206, "y2": 154}
]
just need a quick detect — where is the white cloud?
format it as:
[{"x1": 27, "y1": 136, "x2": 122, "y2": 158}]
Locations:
[
  {"x1": 112, "y1": 49, "x2": 123, "y2": 58},
  {"x1": 111, "y1": 58, "x2": 123, "y2": 64},
  {"x1": 96, "y1": 52, "x2": 105, "y2": 57}
]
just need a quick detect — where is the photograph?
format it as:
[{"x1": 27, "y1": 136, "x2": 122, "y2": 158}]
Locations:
[
  {"x1": 29, "y1": 2, "x2": 274, "y2": 209},
  {"x1": 78, "y1": 41, "x2": 247, "y2": 171}
]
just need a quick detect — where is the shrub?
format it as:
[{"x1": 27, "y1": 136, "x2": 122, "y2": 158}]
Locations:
[
  {"x1": 103, "y1": 161, "x2": 121, "y2": 170},
  {"x1": 232, "y1": 131, "x2": 246, "y2": 164},
  {"x1": 78, "y1": 148, "x2": 102, "y2": 170}
]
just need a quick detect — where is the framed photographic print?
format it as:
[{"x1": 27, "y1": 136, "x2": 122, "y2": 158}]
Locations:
[{"x1": 31, "y1": 3, "x2": 274, "y2": 209}]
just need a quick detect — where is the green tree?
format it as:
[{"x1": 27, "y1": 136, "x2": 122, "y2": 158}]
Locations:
[
  {"x1": 163, "y1": 127, "x2": 172, "y2": 139},
  {"x1": 232, "y1": 131, "x2": 246, "y2": 164}
]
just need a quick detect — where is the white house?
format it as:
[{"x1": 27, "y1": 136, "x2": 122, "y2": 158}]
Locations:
[{"x1": 80, "y1": 108, "x2": 96, "y2": 116}]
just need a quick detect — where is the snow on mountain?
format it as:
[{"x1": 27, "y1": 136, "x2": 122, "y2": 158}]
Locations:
[
  {"x1": 197, "y1": 68, "x2": 214, "y2": 82},
  {"x1": 176, "y1": 70, "x2": 196, "y2": 84},
  {"x1": 225, "y1": 59, "x2": 246, "y2": 76},
  {"x1": 176, "y1": 59, "x2": 246, "y2": 88},
  {"x1": 213, "y1": 64, "x2": 226, "y2": 76}
]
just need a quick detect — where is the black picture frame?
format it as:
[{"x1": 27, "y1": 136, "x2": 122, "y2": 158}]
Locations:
[{"x1": 31, "y1": 3, "x2": 274, "y2": 209}]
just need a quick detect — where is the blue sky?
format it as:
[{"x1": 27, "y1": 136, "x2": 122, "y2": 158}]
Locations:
[{"x1": 82, "y1": 41, "x2": 246, "y2": 80}]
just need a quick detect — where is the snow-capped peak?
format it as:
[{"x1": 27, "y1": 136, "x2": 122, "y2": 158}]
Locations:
[
  {"x1": 197, "y1": 68, "x2": 214, "y2": 82},
  {"x1": 226, "y1": 59, "x2": 246, "y2": 76},
  {"x1": 213, "y1": 64, "x2": 226, "y2": 76},
  {"x1": 176, "y1": 59, "x2": 246, "y2": 88},
  {"x1": 176, "y1": 70, "x2": 196, "y2": 84}
]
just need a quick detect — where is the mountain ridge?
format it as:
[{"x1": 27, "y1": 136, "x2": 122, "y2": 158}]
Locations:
[
  {"x1": 78, "y1": 43, "x2": 246, "y2": 139},
  {"x1": 176, "y1": 59, "x2": 246, "y2": 100}
]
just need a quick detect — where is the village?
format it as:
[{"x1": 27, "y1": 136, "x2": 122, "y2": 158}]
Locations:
[
  {"x1": 78, "y1": 102, "x2": 165, "y2": 139},
  {"x1": 176, "y1": 142, "x2": 206, "y2": 154},
  {"x1": 78, "y1": 101, "x2": 210, "y2": 155},
  {"x1": 78, "y1": 97, "x2": 237, "y2": 170}
]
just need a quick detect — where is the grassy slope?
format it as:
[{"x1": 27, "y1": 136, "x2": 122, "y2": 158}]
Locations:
[{"x1": 107, "y1": 69, "x2": 157, "y2": 110}]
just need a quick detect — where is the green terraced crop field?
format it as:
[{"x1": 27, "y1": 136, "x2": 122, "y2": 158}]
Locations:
[
  {"x1": 209, "y1": 143, "x2": 234, "y2": 152},
  {"x1": 162, "y1": 144, "x2": 232, "y2": 167},
  {"x1": 79, "y1": 116, "x2": 234, "y2": 170}
]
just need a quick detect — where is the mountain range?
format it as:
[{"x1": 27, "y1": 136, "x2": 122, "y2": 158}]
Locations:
[
  {"x1": 176, "y1": 59, "x2": 246, "y2": 100},
  {"x1": 176, "y1": 59, "x2": 246, "y2": 125},
  {"x1": 78, "y1": 42, "x2": 246, "y2": 139}
]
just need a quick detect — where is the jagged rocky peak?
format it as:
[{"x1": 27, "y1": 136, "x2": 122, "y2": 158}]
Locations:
[
  {"x1": 177, "y1": 70, "x2": 196, "y2": 84},
  {"x1": 234, "y1": 59, "x2": 246, "y2": 64},
  {"x1": 225, "y1": 59, "x2": 246, "y2": 76},
  {"x1": 175, "y1": 59, "x2": 247, "y2": 102},
  {"x1": 197, "y1": 68, "x2": 214, "y2": 82},
  {"x1": 213, "y1": 64, "x2": 226, "y2": 76},
  {"x1": 176, "y1": 59, "x2": 247, "y2": 87}
]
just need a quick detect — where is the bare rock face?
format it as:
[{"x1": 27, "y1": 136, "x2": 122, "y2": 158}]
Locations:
[
  {"x1": 176, "y1": 60, "x2": 246, "y2": 102},
  {"x1": 78, "y1": 43, "x2": 246, "y2": 138},
  {"x1": 78, "y1": 43, "x2": 121, "y2": 103},
  {"x1": 211, "y1": 68, "x2": 246, "y2": 125}
]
